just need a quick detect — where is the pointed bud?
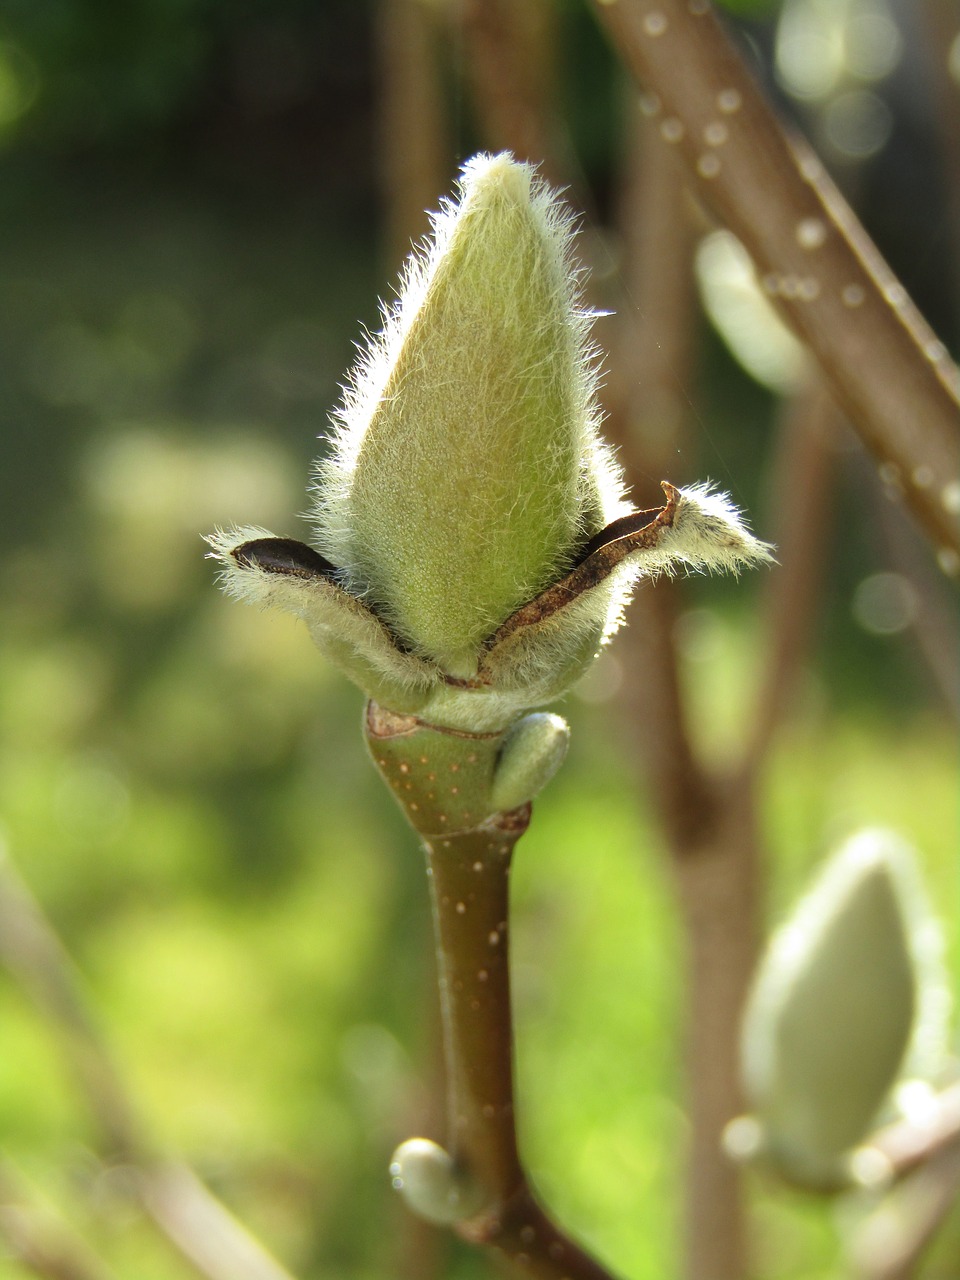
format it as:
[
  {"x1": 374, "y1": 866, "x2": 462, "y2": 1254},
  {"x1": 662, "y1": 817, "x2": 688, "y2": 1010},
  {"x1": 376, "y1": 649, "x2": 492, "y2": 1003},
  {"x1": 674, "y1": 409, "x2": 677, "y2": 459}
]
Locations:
[
  {"x1": 209, "y1": 155, "x2": 772, "y2": 730},
  {"x1": 313, "y1": 152, "x2": 626, "y2": 680},
  {"x1": 741, "y1": 830, "x2": 941, "y2": 1189}
]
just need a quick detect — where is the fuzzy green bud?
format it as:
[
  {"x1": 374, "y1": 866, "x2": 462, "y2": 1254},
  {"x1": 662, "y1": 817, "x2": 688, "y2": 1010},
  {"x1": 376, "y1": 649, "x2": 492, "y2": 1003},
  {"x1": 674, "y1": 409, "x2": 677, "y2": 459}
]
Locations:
[
  {"x1": 208, "y1": 154, "x2": 772, "y2": 730},
  {"x1": 741, "y1": 830, "x2": 942, "y2": 1190},
  {"x1": 314, "y1": 153, "x2": 623, "y2": 679}
]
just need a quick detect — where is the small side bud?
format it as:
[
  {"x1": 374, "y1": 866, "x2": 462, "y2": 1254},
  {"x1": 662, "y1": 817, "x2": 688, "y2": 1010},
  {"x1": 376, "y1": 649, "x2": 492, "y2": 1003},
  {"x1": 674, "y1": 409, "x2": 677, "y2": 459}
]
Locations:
[
  {"x1": 490, "y1": 712, "x2": 570, "y2": 811},
  {"x1": 389, "y1": 1138, "x2": 487, "y2": 1225},
  {"x1": 741, "y1": 830, "x2": 935, "y2": 1190}
]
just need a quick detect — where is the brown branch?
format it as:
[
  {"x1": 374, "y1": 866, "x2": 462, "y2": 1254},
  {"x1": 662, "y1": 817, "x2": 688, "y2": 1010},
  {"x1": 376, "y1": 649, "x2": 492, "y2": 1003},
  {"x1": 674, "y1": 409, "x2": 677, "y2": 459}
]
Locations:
[
  {"x1": 456, "y1": 0, "x2": 569, "y2": 186},
  {"x1": 138, "y1": 1162, "x2": 302, "y2": 1280},
  {"x1": 376, "y1": 0, "x2": 450, "y2": 268},
  {"x1": 871, "y1": 453, "x2": 960, "y2": 722},
  {"x1": 367, "y1": 705, "x2": 621, "y2": 1280},
  {"x1": 0, "y1": 847, "x2": 299, "y2": 1280},
  {"x1": 921, "y1": 0, "x2": 960, "y2": 310},
  {"x1": 422, "y1": 820, "x2": 622, "y2": 1279},
  {"x1": 590, "y1": 0, "x2": 960, "y2": 566},
  {"x1": 424, "y1": 818, "x2": 525, "y2": 1203},
  {"x1": 607, "y1": 95, "x2": 700, "y2": 480},
  {"x1": 427, "y1": 824, "x2": 617, "y2": 1279},
  {"x1": 620, "y1": 584, "x2": 719, "y2": 852},
  {"x1": 863, "y1": 1081, "x2": 960, "y2": 1181},
  {"x1": 740, "y1": 380, "x2": 839, "y2": 775},
  {"x1": 605, "y1": 103, "x2": 756, "y2": 1280},
  {"x1": 605, "y1": 103, "x2": 716, "y2": 851},
  {"x1": 669, "y1": 789, "x2": 760, "y2": 1280}
]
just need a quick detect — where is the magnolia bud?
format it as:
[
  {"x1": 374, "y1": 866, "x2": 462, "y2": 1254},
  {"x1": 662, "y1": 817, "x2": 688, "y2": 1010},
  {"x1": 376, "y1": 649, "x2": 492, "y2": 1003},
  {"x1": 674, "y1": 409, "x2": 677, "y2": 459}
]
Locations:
[
  {"x1": 208, "y1": 154, "x2": 772, "y2": 729},
  {"x1": 314, "y1": 152, "x2": 625, "y2": 680},
  {"x1": 741, "y1": 829, "x2": 943, "y2": 1190}
]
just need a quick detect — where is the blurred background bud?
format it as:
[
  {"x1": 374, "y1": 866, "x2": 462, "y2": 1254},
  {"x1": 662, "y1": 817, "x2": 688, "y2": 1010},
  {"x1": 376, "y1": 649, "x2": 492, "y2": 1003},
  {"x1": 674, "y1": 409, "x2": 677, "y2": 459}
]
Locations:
[{"x1": 740, "y1": 829, "x2": 950, "y2": 1190}]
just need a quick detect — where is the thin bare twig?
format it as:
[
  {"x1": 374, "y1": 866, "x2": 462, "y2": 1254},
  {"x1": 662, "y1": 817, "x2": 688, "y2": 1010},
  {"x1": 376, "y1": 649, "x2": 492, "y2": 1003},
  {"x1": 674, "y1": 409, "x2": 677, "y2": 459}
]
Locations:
[
  {"x1": 138, "y1": 1162, "x2": 301, "y2": 1280},
  {"x1": 921, "y1": 0, "x2": 960, "y2": 311},
  {"x1": 590, "y1": 0, "x2": 960, "y2": 567},
  {"x1": 741, "y1": 381, "x2": 840, "y2": 775},
  {"x1": 606, "y1": 103, "x2": 715, "y2": 852},
  {"x1": 605, "y1": 106, "x2": 759, "y2": 1280},
  {"x1": 669, "y1": 791, "x2": 761, "y2": 1280},
  {"x1": 0, "y1": 845, "x2": 299, "y2": 1280},
  {"x1": 0, "y1": 853, "x2": 142, "y2": 1159},
  {"x1": 0, "y1": 1160, "x2": 118, "y2": 1280},
  {"x1": 608, "y1": 96, "x2": 699, "y2": 480},
  {"x1": 456, "y1": 0, "x2": 568, "y2": 186},
  {"x1": 871, "y1": 455, "x2": 960, "y2": 722},
  {"x1": 851, "y1": 1144, "x2": 960, "y2": 1280},
  {"x1": 865, "y1": 1081, "x2": 960, "y2": 1181},
  {"x1": 376, "y1": 0, "x2": 450, "y2": 269}
]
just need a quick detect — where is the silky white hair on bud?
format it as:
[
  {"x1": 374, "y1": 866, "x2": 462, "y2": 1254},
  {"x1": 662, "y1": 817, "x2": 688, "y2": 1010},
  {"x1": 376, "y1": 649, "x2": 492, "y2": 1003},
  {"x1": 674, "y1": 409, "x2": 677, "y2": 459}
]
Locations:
[
  {"x1": 310, "y1": 152, "x2": 629, "y2": 669},
  {"x1": 206, "y1": 525, "x2": 298, "y2": 611},
  {"x1": 205, "y1": 526, "x2": 441, "y2": 703},
  {"x1": 207, "y1": 153, "x2": 773, "y2": 722},
  {"x1": 632, "y1": 484, "x2": 775, "y2": 579},
  {"x1": 314, "y1": 153, "x2": 628, "y2": 554}
]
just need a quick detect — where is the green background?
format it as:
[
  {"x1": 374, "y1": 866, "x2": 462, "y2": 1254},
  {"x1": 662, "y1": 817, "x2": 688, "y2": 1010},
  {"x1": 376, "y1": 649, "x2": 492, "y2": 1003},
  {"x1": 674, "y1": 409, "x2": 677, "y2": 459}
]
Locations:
[{"x1": 0, "y1": 2, "x2": 956, "y2": 1276}]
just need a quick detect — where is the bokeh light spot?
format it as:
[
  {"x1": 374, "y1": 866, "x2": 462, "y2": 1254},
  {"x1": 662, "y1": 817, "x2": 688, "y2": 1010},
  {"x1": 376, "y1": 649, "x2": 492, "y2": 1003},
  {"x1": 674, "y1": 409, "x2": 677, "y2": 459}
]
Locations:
[
  {"x1": 823, "y1": 89, "x2": 892, "y2": 160},
  {"x1": 851, "y1": 572, "x2": 917, "y2": 636},
  {"x1": 0, "y1": 42, "x2": 40, "y2": 131}
]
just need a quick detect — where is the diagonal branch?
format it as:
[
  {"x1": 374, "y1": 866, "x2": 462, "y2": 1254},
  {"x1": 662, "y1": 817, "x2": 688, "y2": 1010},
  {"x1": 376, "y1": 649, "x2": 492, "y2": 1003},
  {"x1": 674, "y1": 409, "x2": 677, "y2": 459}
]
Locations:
[
  {"x1": 0, "y1": 844, "x2": 299, "y2": 1280},
  {"x1": 0, "y1": 1159, "x2": 118, "y2": 1280},
  {"x1": 863, "y1": 1080, "x2": 960, "y2": 1181},
  {"x1": 851, "y1": 1144, "x2": 960, "y2": 1280},
  {"x1": 590, "y1": 0, "x2": 960, "y2": 565},
  {"x1": 0, "y1": 851, "x2": 142, "y2": 1159}
]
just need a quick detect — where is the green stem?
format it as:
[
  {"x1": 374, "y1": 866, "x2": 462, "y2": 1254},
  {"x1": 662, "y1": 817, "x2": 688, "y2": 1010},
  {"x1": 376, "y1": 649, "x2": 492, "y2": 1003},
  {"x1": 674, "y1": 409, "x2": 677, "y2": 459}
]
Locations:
[{"x1": 366, "y1": 701, "x2": 620, "y2": 1279}]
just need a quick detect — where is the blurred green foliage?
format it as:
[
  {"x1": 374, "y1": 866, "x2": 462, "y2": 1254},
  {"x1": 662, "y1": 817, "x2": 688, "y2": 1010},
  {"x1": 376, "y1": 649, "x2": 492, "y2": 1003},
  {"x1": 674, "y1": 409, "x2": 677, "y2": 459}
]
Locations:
[
  {"x1": 0, "y1": 1, "x2": 956, "y2": 1277},
  {"x1": 0, "y1": 1, "x2": 374, "y2": 151}
]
